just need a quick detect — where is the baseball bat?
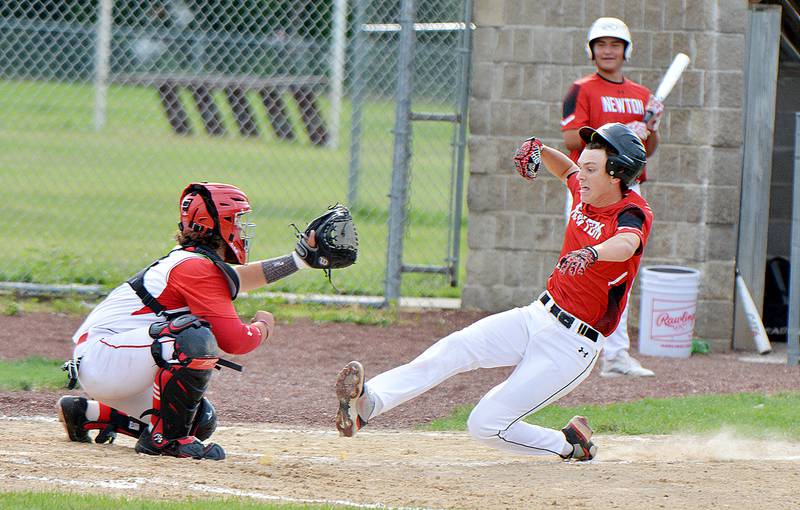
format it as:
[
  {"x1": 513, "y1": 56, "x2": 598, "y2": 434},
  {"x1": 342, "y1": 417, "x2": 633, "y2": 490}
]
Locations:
[
  {"x1": 643, "y1": 52, "x2": 691, "y2": 123},
  {"x1": 735, "y1": 271, "x2": 773, "y2": 354}
]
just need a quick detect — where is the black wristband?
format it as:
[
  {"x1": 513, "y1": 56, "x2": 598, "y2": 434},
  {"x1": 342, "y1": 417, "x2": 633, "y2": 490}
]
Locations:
[{"x1": 261, "y1": 254, "x2": 299, "y2": 283}]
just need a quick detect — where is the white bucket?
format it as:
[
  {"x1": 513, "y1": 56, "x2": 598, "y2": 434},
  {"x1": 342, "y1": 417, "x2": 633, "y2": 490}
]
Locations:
[{"x1": 638, "y1": 265, "x2": 701, "y2": 358}]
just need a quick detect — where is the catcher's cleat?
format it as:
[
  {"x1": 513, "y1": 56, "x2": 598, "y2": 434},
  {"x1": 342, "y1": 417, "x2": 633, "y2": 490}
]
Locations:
[
  {"x1": 560, "y1": 415, "x2": 597, "y2": 461},
  {"x1": 135, "y1": 432, "x2": 225, "y2": 461},
  {"x1": 335, "y1": 361, "x2": 366, "y2": 437},
  {"x1": 94, "y1": 424, "x2": 117, "y2": 444},
  {"x1": 57, "y1": 396, "x2": 92, "y2": 443}
]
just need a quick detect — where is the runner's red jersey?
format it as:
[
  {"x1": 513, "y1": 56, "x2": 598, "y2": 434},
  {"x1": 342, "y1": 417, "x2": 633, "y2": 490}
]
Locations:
[
  {"x1": 546, "y1": 173, "x2": 654, "y2": 336},
  {"x1": 561, "y1": 73, "x2": 652, "y2": 181}
]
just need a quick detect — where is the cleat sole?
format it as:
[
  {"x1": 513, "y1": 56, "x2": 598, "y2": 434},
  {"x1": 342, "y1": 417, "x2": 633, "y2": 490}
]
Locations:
[{"x1": 335, "y1": 361, "x2": 364, "y2": 437}]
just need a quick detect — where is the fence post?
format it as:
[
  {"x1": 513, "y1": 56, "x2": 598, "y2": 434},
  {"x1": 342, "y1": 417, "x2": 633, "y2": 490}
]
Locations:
[
  {"x1": 327, "y1": 0, "x2": 347, "y2": 149},
  {"x1": 446, "y1": 0, "x2": 474, "y2": 287},
  {"x1": 93, "y1": 0, "x2": 113, "y2": 131},
  {"x1": 788, "y1": 112, "x2": 800, "y2": 366},
  {"x1": 384, "y1": 0, "x2": 416, "y2": 303},
  {"x1": 347, "y1": 0, "x2": 368, "y2": 206}
]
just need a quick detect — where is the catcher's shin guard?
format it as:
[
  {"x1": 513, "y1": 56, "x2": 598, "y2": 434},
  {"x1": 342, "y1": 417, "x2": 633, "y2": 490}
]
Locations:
[
  {"x1": 190, "y1": 397, "x2": 218, "y2": 441},
  {"x1": 136, "y1": 315, "x2": 225, "y2": 460}
]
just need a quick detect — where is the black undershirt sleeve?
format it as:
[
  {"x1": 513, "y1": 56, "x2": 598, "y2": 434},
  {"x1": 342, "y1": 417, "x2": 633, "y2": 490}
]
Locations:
[
  {"x1": 562, "y1": 83, "x2": 581, "y2": 118},
  {"x1": 617, "y1": 208, "x2": 645, "y2": 255}
]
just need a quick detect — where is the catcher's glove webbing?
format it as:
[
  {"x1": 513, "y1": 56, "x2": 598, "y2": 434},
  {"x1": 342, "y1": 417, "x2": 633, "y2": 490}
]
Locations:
[{"x1": 294, "y1": 204, "x2": 358, "y2": 290}]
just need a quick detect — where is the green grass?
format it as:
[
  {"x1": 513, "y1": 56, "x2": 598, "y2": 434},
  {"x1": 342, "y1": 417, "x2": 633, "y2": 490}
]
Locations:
[
  {"x1": 232, "y1": 295, "x2": 396, "y2": 326},
  {"x1": 0, "y1": 295, "x2": 91, "y2": 316},
  {"x1": 0, "y1": 492, "x2": 358, "y2": 510},
  {"x1": 0, "y1": 79, "x2": 468, "y2": 297},
  {"x1": 0, "y1": 294, "x2": 396, "y2": 325},
  {"x1": 0, "y1": 356, "x2": 66, "y2": 391},
  {"x1": 425, "y1": 392, "x2": 800, "y2": 438}
]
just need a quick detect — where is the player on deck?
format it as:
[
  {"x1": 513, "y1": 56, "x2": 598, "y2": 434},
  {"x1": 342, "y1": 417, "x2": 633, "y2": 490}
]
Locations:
[
  {"x1": 561, "y1": 17, "x2": 664, "y2": 377},
  {"x1": 56, "y1": 182, "x2": 339, "y2": 460},
  {"x1": 333, "y1": 123, "x2": 652, "y2": 461}
]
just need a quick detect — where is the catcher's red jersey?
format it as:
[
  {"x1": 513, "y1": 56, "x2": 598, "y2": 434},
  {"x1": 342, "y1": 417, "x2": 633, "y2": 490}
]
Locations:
[
  {"x1": 546, "y1": 173, "x2": 653, "y2": 336},
  {"x1": 73, "y1": 249, "x2": 262, "y2": 355},
  {"x1": 561, "y1": 73, "x2": 651, "y2": 181}
]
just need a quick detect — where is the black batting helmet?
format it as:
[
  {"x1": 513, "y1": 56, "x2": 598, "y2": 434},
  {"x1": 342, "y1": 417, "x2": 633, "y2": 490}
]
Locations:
[{"x1": 579, "y1": 123, "x2": 646, "y2": 186}]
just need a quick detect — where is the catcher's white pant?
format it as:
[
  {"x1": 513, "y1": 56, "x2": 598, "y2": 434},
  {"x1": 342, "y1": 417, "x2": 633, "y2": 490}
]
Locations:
[
  {"x1": 73, "y1": 326, "x2": 175, "y2": 419},
  {"x1": 365, "y1": 299, "x2": 602, "y2": 456},
  {"x1": 564, "y1": 183, "x2": 640, "y2": 361}
]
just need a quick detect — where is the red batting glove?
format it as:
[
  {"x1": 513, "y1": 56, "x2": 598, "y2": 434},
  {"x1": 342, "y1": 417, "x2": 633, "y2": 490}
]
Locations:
[
  {"x1": 513, "y1": 136, "x2": 542, "y2": 181},
  {"x1": 558, "y1": 246, "x2": 599, "y2": 276},
  {"x1": 645, "y1": 95, "x2": 664, "y2": 132}
]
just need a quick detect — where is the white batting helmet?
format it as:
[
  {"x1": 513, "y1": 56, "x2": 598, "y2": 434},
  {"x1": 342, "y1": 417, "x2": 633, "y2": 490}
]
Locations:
[{"x1": 585, "y1": 17, "x2": 632, "y2": 61}]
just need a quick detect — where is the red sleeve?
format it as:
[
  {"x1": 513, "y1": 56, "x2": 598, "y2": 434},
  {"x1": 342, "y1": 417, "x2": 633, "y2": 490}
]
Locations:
[
  {"x1": 566, "y1": 172, "x2": 581, "y2": 199},
  {"x1": 168, "y1": 258, "x2": 262, "y2": 355},
  {"x1": 561, "y1": 81, "x2": 590, "y2": 131}
]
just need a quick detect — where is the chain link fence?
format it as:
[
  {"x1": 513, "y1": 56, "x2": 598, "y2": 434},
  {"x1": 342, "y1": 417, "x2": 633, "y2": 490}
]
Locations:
[{"x1": 0, "y1": 0, "x2": 471, "y2": 300}]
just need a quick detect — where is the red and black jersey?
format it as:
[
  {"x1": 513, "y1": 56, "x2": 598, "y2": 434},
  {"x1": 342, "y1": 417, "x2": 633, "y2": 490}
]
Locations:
[
  {"x1": 561, "y1": 73, "x2": 652, "y2": 181},
  {"x1": 546, "y1": 173, "x2": 654, "y2": 336}
]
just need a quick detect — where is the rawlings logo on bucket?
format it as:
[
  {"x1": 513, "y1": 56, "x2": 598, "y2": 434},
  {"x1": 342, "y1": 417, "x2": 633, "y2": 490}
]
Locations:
[
  {"x1": 655, "y1": 311, "x2": 695, "y2": 330},
  {"x1": 648, "y1": 299, "x2": 697, "y2": 341}
]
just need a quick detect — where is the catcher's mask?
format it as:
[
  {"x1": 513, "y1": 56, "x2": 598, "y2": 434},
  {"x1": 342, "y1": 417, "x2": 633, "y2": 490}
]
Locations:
[{"x1": 179, "y1": 182, "x2": 255, "y2": 265}]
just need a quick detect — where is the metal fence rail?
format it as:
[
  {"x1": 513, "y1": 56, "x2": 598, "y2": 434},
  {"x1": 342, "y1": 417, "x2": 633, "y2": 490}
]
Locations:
[{"x1": 0, "y1": 0, "x2": 471, "y2": 300}]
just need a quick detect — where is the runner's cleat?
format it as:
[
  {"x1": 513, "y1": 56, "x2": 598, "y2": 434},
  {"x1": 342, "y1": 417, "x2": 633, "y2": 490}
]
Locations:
[
  {"x1": 335, "y1": 361, "x2": 366, "y2": 437},
  {"x1": 560, "y1": 415, "x2": 597, "y2": 461}
]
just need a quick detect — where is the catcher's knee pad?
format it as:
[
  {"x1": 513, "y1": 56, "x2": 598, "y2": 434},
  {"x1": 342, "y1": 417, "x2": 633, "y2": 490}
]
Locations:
[
  {"x1": 147, "y1": 315, "x2": 219, "y2": 442},
  {"x1": 190, "y1": 397, "x2": 218, "y2": 441}
]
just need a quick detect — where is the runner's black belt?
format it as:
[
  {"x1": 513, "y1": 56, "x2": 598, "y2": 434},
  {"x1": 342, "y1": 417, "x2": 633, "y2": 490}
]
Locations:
[{"x1": 538, "y1": 292, "x2": 600, "y2": 343}]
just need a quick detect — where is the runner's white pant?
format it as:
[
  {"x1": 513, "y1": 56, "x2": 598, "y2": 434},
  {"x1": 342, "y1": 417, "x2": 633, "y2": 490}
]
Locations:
[
  {"x1": 565, "y1": 183, "x2": 640, "y2": 361},
  {"x1": 73, "y1": 326, "x2": 175, "y2": 419},
  {"x1": 365, "y1": 300, "x2": 601, "y2": 456}
]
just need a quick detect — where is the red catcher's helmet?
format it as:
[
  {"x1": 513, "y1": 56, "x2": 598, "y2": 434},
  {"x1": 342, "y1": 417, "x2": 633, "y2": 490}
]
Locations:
[{"x1": 179, "y1": 182, "x2": 254, "y2": 265}]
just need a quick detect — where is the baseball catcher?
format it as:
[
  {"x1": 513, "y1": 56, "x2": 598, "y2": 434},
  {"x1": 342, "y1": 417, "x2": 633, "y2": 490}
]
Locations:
[{"x1": 58, "y1": 182, "x2": 357, "y2": 460}]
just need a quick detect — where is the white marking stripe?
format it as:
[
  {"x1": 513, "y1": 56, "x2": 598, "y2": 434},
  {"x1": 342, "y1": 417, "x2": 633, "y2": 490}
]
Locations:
[
  {"x1": 608, "y1": 272, "x2": 628, "y2": 286},
  {"x1": 560, "y1": 114, "x2": 575, "y2": 127}
]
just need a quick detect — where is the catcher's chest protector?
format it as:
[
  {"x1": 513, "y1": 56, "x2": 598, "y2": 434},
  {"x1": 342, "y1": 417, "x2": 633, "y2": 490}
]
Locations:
[{"x1": 126, "y1": 245, "x2": 240, "y2": 318}]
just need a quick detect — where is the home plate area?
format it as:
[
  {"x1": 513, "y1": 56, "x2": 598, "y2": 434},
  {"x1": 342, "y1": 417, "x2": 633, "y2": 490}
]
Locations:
[{"x1": 1, "y1": 417, "x2": 798, "y2": 509}]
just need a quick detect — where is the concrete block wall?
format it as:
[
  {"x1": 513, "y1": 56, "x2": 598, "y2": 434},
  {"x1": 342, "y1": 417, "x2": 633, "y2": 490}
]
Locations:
[{"x1": 464, "y1": 0, "x2": 749, "y2": 351}]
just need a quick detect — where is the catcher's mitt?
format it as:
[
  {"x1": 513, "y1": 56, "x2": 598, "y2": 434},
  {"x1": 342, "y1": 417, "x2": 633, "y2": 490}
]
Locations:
[{"x1": 295, "y1": 204, "x2": 358, "y2": 271}]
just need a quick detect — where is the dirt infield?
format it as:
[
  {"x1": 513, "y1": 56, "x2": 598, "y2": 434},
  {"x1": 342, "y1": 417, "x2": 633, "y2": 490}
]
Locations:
[
  {"x1": 2, "y1": 418, "x2": 800, "y2": 509},
  {"x1": 2, "y1": 309, "x2": 800, "y2": 508}
]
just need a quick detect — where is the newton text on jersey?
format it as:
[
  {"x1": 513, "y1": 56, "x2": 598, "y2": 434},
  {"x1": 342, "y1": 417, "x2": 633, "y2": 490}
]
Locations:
[
  {"x1": 570, "y1": 204, "x2": 605, "y2": 240},
  {"x1": 600, "y1": 96, "x2": 644, "y2": 115}
]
